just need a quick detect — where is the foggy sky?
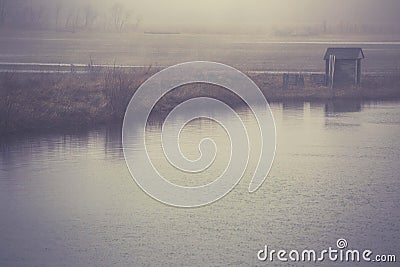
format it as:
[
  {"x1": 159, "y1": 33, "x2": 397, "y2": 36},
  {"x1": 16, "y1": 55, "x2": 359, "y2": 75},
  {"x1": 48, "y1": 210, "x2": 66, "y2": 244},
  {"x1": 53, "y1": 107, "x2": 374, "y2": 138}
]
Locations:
[
  {"x1": 5, "y1": 0, "x2": 400, "y2": 32},
  {"x1": 104, "y1": 0, "x2": 400, "y2": 27}
]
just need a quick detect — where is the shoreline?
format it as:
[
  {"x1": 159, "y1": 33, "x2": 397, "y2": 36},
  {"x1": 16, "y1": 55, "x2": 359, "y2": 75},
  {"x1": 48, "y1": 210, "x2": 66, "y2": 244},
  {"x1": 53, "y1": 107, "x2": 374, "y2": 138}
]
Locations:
[{"x1": 1, "y1": 70, "x2": 399, "y2": 136}]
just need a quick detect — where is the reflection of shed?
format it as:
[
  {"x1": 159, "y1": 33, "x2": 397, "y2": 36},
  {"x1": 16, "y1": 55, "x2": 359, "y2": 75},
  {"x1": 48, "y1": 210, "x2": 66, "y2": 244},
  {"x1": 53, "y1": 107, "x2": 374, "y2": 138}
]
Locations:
[
  {"x1": 324, "y1": 48, "x2": 364, "y2": 88},
  {"x1": 325, "y1": 99, "x2": 361, "y2": 113}
]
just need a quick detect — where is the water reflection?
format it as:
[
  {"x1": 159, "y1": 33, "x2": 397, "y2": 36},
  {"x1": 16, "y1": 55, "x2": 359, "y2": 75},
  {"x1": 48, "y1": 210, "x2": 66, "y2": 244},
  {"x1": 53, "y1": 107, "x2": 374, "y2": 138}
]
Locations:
[
  {"x1": 0, "y1": 100, "x2": 399, "y2": 267},
  {"x1": 282, "y1": 101, "x2": 305, "y2": 112},
  {"x1": 104, "y1": 126, "x2": 124, "y2": 159},
  {"x1": 282, "y1": 101, "x2": 305, "y2": 118},
  {"x1": 325, "y1": 99, "x2": 362, "y2": 114},
  {"x1": 0, "y1": 99, "x2": 386, "y2": 170}
]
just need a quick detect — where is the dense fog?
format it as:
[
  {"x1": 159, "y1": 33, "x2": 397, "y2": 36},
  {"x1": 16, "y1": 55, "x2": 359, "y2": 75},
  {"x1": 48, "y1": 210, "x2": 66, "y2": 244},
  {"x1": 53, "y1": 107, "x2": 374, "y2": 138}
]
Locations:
[{"x1": 0, "y1": 0, "x2": 399, "y2": 34}]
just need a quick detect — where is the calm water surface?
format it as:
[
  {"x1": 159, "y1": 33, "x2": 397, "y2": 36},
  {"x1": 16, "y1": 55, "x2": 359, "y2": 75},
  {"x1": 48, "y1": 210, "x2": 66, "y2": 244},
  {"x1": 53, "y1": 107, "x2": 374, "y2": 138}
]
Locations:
[{"x1": 0, "y1": 100, "x2": 399, "y2": 266}]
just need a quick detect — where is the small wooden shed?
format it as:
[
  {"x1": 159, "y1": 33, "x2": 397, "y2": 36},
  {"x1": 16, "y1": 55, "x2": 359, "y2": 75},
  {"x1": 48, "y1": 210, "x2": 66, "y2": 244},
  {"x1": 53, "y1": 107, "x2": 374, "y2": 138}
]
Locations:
[{"x1": 324, "y1": 48, "x2": 364, "y2": 88}]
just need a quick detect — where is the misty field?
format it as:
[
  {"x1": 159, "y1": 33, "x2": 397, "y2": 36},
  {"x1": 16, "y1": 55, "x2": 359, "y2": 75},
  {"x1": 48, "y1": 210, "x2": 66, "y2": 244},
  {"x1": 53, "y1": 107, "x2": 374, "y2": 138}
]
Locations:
[
  {"x1": 1, "y1": 30, "x2": 400, "y2": 135},
  {"x1": 1, "y1": 30, "x2": 400, "y2": 72}
]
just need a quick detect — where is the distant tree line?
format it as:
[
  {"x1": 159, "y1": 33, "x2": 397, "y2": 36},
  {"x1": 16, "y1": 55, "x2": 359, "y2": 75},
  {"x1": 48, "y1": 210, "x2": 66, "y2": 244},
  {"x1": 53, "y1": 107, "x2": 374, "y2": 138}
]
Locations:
[
  {"x1": 0, "y1": 0, "x2": 141, "y2": 32},
  {"x1": 273, "y1": 20, "x2": 400, "y2": 37}
]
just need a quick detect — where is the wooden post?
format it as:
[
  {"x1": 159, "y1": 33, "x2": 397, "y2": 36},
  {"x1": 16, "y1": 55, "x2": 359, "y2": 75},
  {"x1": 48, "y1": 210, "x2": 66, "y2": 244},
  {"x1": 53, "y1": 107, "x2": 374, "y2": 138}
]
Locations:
[
  {"x1": 329, "y1": 55, "x2": 336, "y2": 88},
  {"x1": 355, "y1": 59, "x2": 358, "y2": 85}
]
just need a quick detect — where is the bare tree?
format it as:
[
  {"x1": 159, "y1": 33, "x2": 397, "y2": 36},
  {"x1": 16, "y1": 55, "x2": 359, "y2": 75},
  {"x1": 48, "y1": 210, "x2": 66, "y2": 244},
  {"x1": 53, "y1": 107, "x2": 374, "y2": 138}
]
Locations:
[
  {"x1": 134, "y1": 15, "x2": 142, "y2": 31},
  {"x1": 27, "y1": 1, "x2": 45, "y2": 28},
  {"x1": 83, "y1": 4, "x2": 97, "y2": 30},
  {"x1": 72, "y1": 7, "x2": 81, "y2": 32},
  {"x1": 0, "y1": 0, "x2": 7, "y2": 26},
  {"x1": 65, "y1": 7, "x2": 81, "y2": 32},
  {"x1": 55, "y1": 1, "x2": 63, "y2": 30},
  {"x1": 64, "y1": 7, "x2": 74, "y2": 30},
  {"x1": 110, "y1": 3, "x2": 130, "y2": 31},
  {"x1": 0, "y1": 0, "x2": 140, "y2": 32}
]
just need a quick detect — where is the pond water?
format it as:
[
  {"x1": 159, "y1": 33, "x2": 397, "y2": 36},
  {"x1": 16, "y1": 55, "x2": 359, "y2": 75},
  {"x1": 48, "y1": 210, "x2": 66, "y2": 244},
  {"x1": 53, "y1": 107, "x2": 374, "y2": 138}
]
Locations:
[{"x1": 0, "y1": 100, "x2": 399, "y2": 266}]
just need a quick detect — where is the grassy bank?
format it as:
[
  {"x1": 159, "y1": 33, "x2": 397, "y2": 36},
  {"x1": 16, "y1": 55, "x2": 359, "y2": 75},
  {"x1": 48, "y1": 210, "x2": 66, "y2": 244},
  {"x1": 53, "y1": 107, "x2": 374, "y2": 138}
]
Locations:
[
  {"x1": 251, "y1": 72, "x2": 400, "y2": 101},
  {"x1": 1, "y1": 69, "x2": 399, "y2": 135}
]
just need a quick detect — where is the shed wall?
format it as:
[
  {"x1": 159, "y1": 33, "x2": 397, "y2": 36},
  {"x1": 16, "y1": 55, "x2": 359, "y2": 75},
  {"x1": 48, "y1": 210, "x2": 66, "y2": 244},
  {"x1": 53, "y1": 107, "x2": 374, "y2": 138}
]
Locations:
[{"x1": 334, "y1": 59, "x2": 357, "y2": 86}]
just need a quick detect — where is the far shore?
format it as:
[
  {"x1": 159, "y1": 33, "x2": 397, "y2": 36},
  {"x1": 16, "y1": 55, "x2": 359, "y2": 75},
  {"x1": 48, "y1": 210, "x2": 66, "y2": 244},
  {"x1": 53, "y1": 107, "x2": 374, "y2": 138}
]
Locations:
[{"x1": 1, "y1": 69, "x2": 399, "y2": 136}]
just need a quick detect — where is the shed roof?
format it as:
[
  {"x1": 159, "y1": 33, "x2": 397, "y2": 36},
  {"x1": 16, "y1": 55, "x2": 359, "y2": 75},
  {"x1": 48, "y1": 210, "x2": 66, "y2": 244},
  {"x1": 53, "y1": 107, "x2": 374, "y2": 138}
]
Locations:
[{"x1": 324, "y1": 48, "x2": 364, "y2": 60}]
